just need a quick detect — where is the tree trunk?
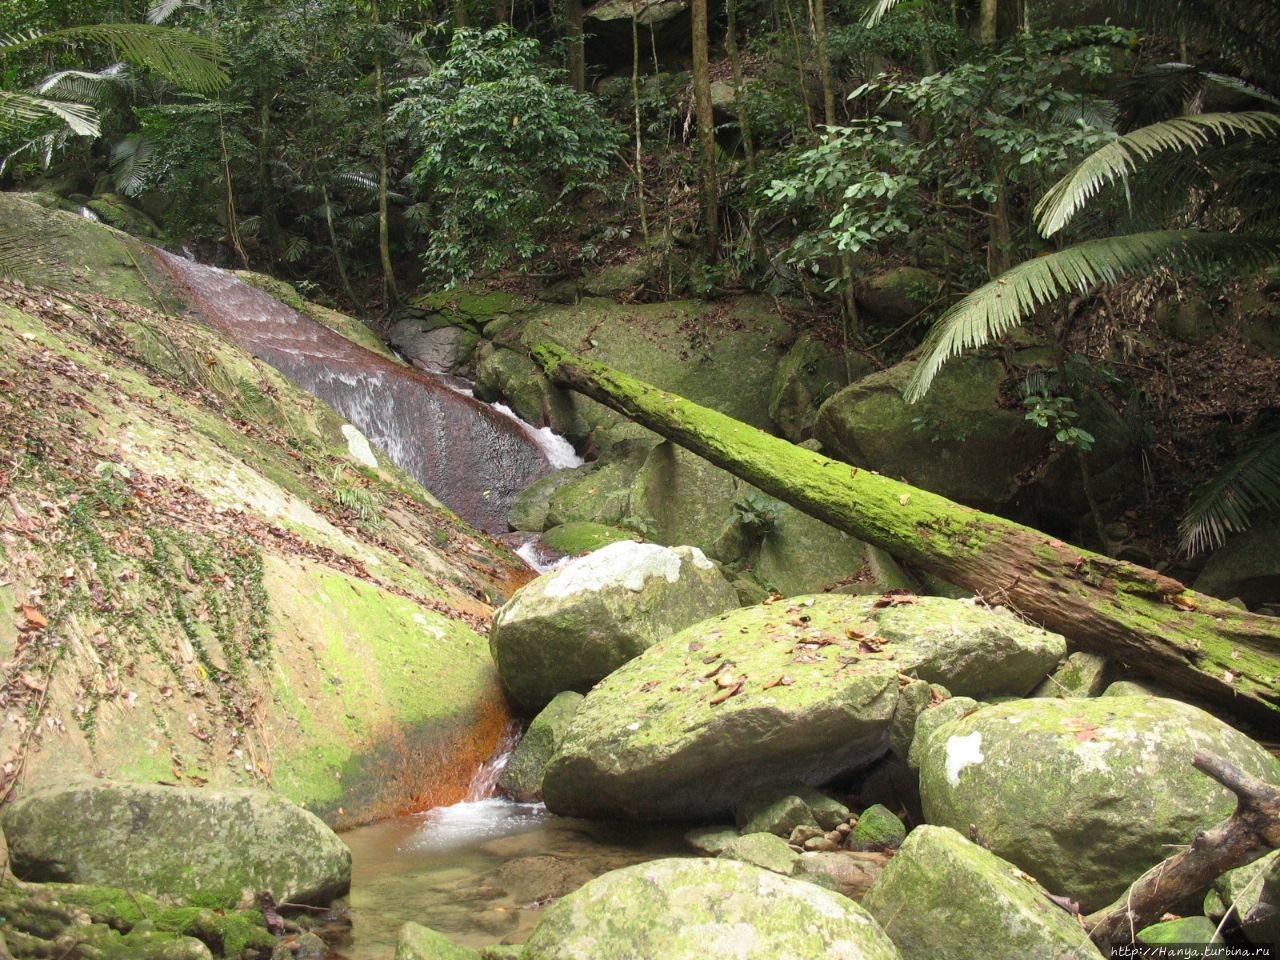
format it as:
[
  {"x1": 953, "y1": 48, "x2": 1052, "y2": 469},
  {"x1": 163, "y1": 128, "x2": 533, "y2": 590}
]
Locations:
[
  {"x1": 494, "y1": 0, "x2": 511, "y2": 24},
  {"x1": 980, "y1": 0, "x2": 998, "y2": 44},
  {"x1": 691, "y1": 0, "x2": 719, "y2": 256},
  {"x1": 371, "y1": 0, "x2": 399, "y2": 308},
  {"x1": 631, "y1": 0, "x2": 650, "y2": 245},
  {"x1": 529, "y1": 338, "x2": 1280, "y2": 725},
  {"x1": 809, "y1": 0, "x2": 836, "y2": 127},
  {"x1": 724, "y1": 0, "x2": 764, "y2": 270},
  {"x1": 566, "y1": 0, "x2": 586, "y2": 92}
]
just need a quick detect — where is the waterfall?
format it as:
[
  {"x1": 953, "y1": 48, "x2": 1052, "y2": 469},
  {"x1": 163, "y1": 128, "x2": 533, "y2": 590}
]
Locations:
[{"x1": 152, "y1": 249, "x2": 560, "y2": 534}]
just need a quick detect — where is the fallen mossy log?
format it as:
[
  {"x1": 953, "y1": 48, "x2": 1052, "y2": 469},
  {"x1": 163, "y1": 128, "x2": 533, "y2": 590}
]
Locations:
[
  {"x1": 530, "y1": 338, "x2": 1280, "y2": 725},
  {"x1": 1087, "y1": 750, "x2": 1280, "y2": 947}
]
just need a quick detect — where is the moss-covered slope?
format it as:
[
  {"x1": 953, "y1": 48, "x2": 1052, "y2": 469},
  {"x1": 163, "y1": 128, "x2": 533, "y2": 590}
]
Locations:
[{"x1": 0, "y1": 247, "x2": 528, "y2": 824}]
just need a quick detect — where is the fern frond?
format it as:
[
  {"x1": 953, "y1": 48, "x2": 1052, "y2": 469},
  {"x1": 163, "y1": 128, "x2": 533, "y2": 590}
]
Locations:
[
  {"x1": 0, "y1": 89, "x2": 99, "y2": 135},
  {"x1": 862, "y1": 0, "x2": 905, "y2": 28},
  {"x1": 1, "y1": 24, "x2": 226, "y2": 92},
  {"x1": 1179, "y1": 428, "x2": 1280, "y2": 555},
  {"x1": 1035, "y1": 112, "x2": 1280, "y2": 237},
  {"x1": 904, "y1": 230, "x2": 1280, "y2": 402},
  {"x1": 0, "y1": 229, "x2": 70, "y2": 285}
]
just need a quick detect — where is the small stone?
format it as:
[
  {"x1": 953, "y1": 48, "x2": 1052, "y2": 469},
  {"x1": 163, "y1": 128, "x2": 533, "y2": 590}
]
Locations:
[
  {"x1": 788, "y1": 825, "x2": 826, "y2": 846},
  {"x1": 1032, "y1": 651, "x2": 1110, "y2": 699},
  {"x1": 792, "y1": 851, "x2": 889, "y2": 900},
  {"x1": 684, "y1": 825, "x2": 739, "y2": 856},
  {"x1": 835, "y1": 822, "x2": 853, "y2": 835},
  {"x1": 804, "y1": 837, "x2": 840, "y2": 852}
]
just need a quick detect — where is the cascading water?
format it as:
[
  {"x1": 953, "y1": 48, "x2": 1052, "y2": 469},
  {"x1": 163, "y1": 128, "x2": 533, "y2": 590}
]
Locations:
[{"x1": 152, "y1": 248, "x2": 569, "y2": 534}]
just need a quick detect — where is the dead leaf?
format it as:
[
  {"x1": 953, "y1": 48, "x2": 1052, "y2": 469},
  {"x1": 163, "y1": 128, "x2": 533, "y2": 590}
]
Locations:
[
  {"x1": 709, "y1": 680, "x2": 744, "y2": 705},
  {"x1": 19, "y1": 604, "x2": 47, "y2": 630},
  {"x1": 871, "y1": 590, "x2": 917, "y2": 609},
  {"x1": 763, "y1": 675, "x2": 794, "y2": 689},
  {"x1": 1168, "y1": 594, "x2": 1198, "y2": 611},
  {"x1": 899, "y1": 494, "x2": 911, "y2": 505}
]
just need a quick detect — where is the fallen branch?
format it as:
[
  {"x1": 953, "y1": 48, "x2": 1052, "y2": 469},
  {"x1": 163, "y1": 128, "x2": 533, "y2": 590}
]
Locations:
[
  {"x1": 1086, "y1": 750, "x2": 1280, "y2": 947},
  {"x1": 530, "y1": 338, "x2": 1280, "y2": 723}
]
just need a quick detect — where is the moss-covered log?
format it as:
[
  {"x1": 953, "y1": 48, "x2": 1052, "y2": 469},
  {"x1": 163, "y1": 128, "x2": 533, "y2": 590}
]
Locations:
[{"x1": 531, "y1": 338, "x2": 1280, "y2": 726}]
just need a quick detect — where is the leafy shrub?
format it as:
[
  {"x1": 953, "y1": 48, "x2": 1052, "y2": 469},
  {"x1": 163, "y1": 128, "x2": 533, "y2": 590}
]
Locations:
[{"x1": 391, "y1": 27, "x2": 619, "y2": 282}]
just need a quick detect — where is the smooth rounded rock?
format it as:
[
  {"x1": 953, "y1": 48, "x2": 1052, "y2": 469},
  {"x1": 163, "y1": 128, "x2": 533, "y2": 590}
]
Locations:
[
  {"x1": 489, "y1": 540, "x2": 737, "y2": 711},
  {"x1": 542, "y1": 595, "x2": 1064, "y2": 821},
  {"x1": 862, "y1": 825, "x2": 1103, "y2": 960},
  {"x1": 519, "y1": 858, "x2": 903, "y2": 960},
  {"x1": 498, "y1": 692, "x2": 584, "y2": 802},
  {"x1": 2, "y1": 779, "x2": 351, "y2": 908},
  {"x1": 918, "y1": 697, "x2": 1280, "y2": 911}
]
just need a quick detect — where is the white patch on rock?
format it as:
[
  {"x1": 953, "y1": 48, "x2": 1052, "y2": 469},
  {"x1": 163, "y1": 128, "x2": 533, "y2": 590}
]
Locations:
[
  {"x1": 676, "y1": 545, "x2": 715, "y2": 570},
  {"x1": 543, "y1": 541, "x2": 688, "y2": 598},
  {"x1": 944, "y1": 731, "x2": 985, "y2": 786},
  {"x1": 341, "y1": 424, "x2": 379, "y2": 468}
]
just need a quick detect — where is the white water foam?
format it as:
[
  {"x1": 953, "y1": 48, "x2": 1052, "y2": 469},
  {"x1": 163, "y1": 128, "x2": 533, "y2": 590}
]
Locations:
[
  {"x1": 490, "y1": 402, "x2": 584, "y2": 469},
  {"x1": 515, "y1": 538, "x2": 570, "y2": 575}
]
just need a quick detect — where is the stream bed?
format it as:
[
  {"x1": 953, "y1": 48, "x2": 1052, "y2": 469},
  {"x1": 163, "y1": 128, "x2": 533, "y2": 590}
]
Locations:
[{"x1": 336, "y1": 799, "x2": 691, "y2": 957}]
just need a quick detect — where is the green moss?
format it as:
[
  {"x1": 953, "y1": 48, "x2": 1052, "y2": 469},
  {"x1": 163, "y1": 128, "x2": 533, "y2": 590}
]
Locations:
[{"x1": 542, "y1": 522, "x2": 636, "y2": 554}]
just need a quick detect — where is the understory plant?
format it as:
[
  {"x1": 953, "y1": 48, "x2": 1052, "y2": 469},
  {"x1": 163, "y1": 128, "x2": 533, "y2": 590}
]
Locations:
[{"x1": 390, "y1": 27, "x2": 619, "y2": 283}]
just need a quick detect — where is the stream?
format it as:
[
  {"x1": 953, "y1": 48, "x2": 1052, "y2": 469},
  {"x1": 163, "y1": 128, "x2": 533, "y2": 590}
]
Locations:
[{"x1": 150, "y1": 250, "x2": 680, "y2": 953}]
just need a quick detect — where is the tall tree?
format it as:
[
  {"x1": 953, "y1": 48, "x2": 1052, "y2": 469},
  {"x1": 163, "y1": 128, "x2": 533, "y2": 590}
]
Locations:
[
  {"x1": 980, "y1": 0, "x2": 998, "y2": 43},
  {"x1": 690, "y1": 0, "x2": 718, "y2": 254},
  {"x1": 370, "y1": 0, "x2": 400, "y2": 308},
  {"x1": 565, "y1": 0, "x2": 585, "y2": 91}
]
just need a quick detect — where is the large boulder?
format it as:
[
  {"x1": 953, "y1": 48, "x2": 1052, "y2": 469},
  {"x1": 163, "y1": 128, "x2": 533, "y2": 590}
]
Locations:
[
  {"x1": 1194, "y1": 513, "x2": 1280, "y2": 611},
  {"x1": 489, "y1": 541, "x2": 738, "y2": 711},
  {"x1": 862, "y1": 826, "x2": 1103, "y2": 960},
  {"x1": 814, "y1": 355, "x2": 1047, "y2": 512},
  {"x1": 583, "y1": 0, "x2": 692, "y2": 72},
  {"x1": 918, "y1": 697, "x2": 1280, "y2": 911},
  {"x1": 753, "y1": 505, "x2": 875, "y2": 597},
  {"x1": 519, "y1": 858, "x2": 903, "y2": 960},
  {"x1": 498, "y1": 691, "x2": 585, "y2": 802},
  {"x1": 856, "y1": 267, "x2": 943, "y2": 322},
  {"x1": 541, "y1": 595, "x2": 1065, "y2": 820},
  {"x1": 768, "y1": 333, "x2": 863, "y2": 442},
  {"x1": 2, "y1": 780, "x2": 351, "y2": 908}
]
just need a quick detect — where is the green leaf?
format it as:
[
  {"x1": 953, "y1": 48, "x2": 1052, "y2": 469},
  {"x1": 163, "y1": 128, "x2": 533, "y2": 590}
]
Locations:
[
  {"x1": 1179, "y1": 428, "x2": 1280, "y2": 556},
  {"x1": 905, "y1": 230, "x2": 1280, "y2": 403},
  {"x1": 1035, "y1": 112, "x2": 1280, "y2": 237}
]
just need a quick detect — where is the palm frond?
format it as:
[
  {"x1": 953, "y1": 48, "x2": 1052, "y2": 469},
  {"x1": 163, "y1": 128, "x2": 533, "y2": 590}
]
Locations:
[
  {"x1": 862, "y1": 0, "x2": 905, "y2": 28},
  {"x1": 0, "y1": 89, "x2": 99, "y2": 136},
  {"x1": 1179, "y1": 427, "x2": 1280, "y2": 555},
  {"x1": 1, "y1": 24, "x2": 227, "y2": 93},
  {"x1": 904, "y1": 230, "x2": 1280, "y2": 402},
  {"x1": 110, "y1": 134, "x2": 157, "y2": 196},
  {"x1": 1035, "y1": 112, "x2": 1280, "y2": 237},
  {"x1": 147, "y1": 0, "x2": 203, "y2": 24}
]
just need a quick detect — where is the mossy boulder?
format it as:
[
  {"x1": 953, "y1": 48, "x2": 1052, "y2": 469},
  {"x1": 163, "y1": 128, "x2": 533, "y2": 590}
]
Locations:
[
  {"x1": 489, "y1": 541, "x2": 737, "y2": 711},
  {"x1": 861, "y1": 825, "x2": 1104, "y2": 960},
  {"x1": 1139, "y1": 916, "x2": 1221, "y2": 953},
  {"x1": 754, "y1": 505, "x2": 873, "y2": 597},
  {"x1": 856, "y1": 267, "x2": 943, "y2": 322},
  {"x1": 541, "y1": 522, "x2": 636, "y2": 555},
  {"x1": 735, "y1": 790, "x2": 820, "y2": 837},
  {"x1": 86, "y1": 193, "x2": 162, "y2": 239},
  {"x1": 474, "y1": 346, "x2": 584, "y2": 438},
  {"x1": 906, "y1": 696, "x2": 980, "y2": 770},
  {"x1": 684, "y1": 825, "x2": 740, "y2": 855},
  {"x1": 630, "y1": 442, "x2": 741, "y2": 553},
  {"x1": 850, "y1": 805, "x2": 906, "y2": 851},
  {"x1": 389, "y1": 321, "x2": 480, "y2": 375},
  {"x1": 509, "y1": 467, "x2": 591, "y2": 533},
  {"x1": 719, "y1": 833, "x2": 801, "y2": 875},
  {"x1": 519, "y1": 858, "x2": 902, "y2": 960},
  {"x1": 397, "y1": 922, "x2": 481, "y2": 959},
  {"x1": 520, "y1": 296, "x2": 789, "y2": 435},
  {"x1": 918, "y1": 697, "x2": 1280, "y2": 911},
  {"x1": 1032, "y1": 651, "x2": 1110, "y2": 699},
  {"x1": 768, "y1": 333, "x2": 860, "y2": 442},
  {"x1": 814, "y1": 355, "x2": 1047, "y2": 512},
  {"x1": 1204, "y1": 849, "x2": 1280, "y2": 946},
  {"x1": 544, "y1": 442, "x2": 653, "y2": 529},
  {"x1": 541, "y1": 595, "x2": 1064, "y2": 821},
  {"x1": 2, "y1": 779, "x2": 351, "y2": 909},
  {"x1": 498, "y1": 692, "x2": 585, "y2": 802}
]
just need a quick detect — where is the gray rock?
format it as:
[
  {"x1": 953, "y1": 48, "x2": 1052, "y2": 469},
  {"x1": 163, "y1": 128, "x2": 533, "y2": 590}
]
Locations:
[
  {"x1": 1032, "y1": 651, "x2": 1110, "y2": 699},
  {"x1": 2, "y1": 779, "x2": 350, "y2": 908},
  {"x1": 684, "y1": 825, "x2": 739, "y2": 855},
  {"x1": 862, "y1": 825, "x2": 1103, "y2": 959},
  {"x1": 918, "y1": 697, "x2": 1280, "y2": 911},
  {"x1": 397, "y1": 922, "x2": 480, "y2": 959},
  {"x1": 719, "y1": 833, "x2": 801, "y2": 875},
  {"x1": 489, "y1": 541, "x2": 737, "y2": 711},
  {"x1": 498, "y1": 692, "x2": 585, "y2": 802},
  {"x1": 520, "y1": 858, "x2": 903, "y2": 959}
]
